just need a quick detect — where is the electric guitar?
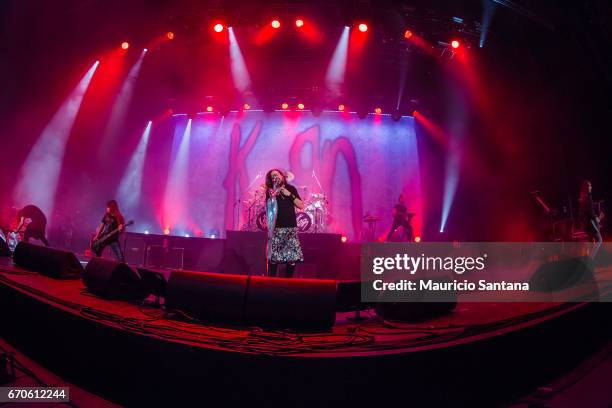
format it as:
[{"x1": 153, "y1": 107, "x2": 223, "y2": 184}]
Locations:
[{"x1": 91, "y1": 220, "x2": 133, "y2": 253}]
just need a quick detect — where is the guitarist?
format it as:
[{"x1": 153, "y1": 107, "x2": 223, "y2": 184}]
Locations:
[
  {"x1": 386, "y1": 193, "x2": 414, "y2": 242},
  {"x1": 93, "y1": 200, "x2": 125, "y2": 262},
  {"x1": 15, "y1": 204, "x2": 50, "y2": 246}
]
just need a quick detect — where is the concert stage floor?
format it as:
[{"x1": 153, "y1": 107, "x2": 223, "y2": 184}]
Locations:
[{"x1": 1, "y1": 260, "x2": 611, "y2": 406}]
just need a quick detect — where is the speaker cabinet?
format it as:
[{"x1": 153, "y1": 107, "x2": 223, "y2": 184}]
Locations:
[
  {"x1": 245, "y1": 277, "x2": 337, "y2": 329},
  {"x1": 165, "y1": 271, "x2": 248, "y2": 323},
  {"x1": 13, "y1": 242, "x2": 83, "y2": 279},
  {"x1": 529, "y1": 256, "x2": 598, "y2": 298},
  {"x1": 375, "y1": 277, "x2": 457, "y2": 322},
  {"x1": 83, "y1": 257, "x2": 148, "y2": 299}
]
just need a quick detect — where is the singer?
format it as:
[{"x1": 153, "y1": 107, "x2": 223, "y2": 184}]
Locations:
[{"x1": 264, "y1": 169, "x2": 305, "y2": 277}]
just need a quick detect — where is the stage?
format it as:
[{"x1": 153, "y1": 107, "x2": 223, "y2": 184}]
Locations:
[{"x1": 1, "y1": 258, "x2": 610, "y2": 406}]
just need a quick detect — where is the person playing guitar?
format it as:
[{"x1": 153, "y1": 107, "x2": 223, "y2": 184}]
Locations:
[
  {"x1": 386, "y1": 193, "x2": 414, "y2": 242},
  {"x1": 92, "y1": 200, "x2": 126, "y2": 262}
]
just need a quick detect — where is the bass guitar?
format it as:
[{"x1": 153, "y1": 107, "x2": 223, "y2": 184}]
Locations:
[{"x1": 91, "y1": 220, "x2": 134, "y2": 253}]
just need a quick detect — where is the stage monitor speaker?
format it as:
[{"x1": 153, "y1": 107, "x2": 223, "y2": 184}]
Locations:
[
  {"x1": 165, "y1": 271, "x2": 248, "y2": 323},
  {"x1": 336, "y1": 280, "x2": 375, "y2": 312},
  {"x1": 137, "y1": 267, "x2": 171, "y2": 298},
  {"x1": 13, "y1": 242, "x2": 83, "y2": 279},
  {"x1": 83, "y1": 258, "x2": 148, "y2": 300},
  {"x1": 375, "y1": 277, "x2": 457, "y2": 322},
  {"x1": 245, "y1": 276, "x2": 337, "y2": 329},
  {"x1": 529, "y1": 256, "x2": 598, "y2": 297}
]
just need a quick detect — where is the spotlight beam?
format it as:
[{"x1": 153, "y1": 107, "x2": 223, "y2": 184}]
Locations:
[
  {"x1": 480, "y1": 1, "x2": 497, "y2": 48},
  {"x1": 228, "y1": 27, "x2": 253, "y2": 96},
  {"x1": 325, "y1": 26, "x2": 349, "y2": 98},
  {"x1": 13, "y1": 61, "x2": 99, "y2": 216},
  {"x1": 100, "y1": 49, "x2": 147, "y2": 159},
  {"x1": 116, "y1": 121, "x2": 152, "y2": 214},
  {"x1": 162, "y1": 119, "x2": 192, "y2": 232}
]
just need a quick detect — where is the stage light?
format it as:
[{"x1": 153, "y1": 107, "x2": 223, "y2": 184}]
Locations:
[
  {"x1": 341, "y1": 235, "x2": 348, "y2": 243},
  {"x1": 358, "y1": 23, "x2": 368, "y2": 32},
  {"x1": 414, "y1": 236, "x2": 421, "y2": 243},
  {"x1": 144, "y1": 230, "x2": 149, "y2": 235},
  {"x1": 121, "y1": 41, "x2": 129, "y2": 50},
  {"x1": 281, "y1": 102, "x2": 289, "y2": 110},
  {"x1": 243, "y1": 103, "x2": 251, "y2": 110},
  {"x1": 338, "y1": 104, "x2": 345, "y2": 111},
  {"x1": 185, "y1": 234, "x2": 190, "y2": 238},
  {"x1": 295, "y1": 19, "x2": 304, "y2": 27},
  {"x1": 374, "y1": 107, "x2": 382, "y2": 114},
  {"x1": 167, "y1": 31, "x2": 175, "y2": 40},
  {"x1": 206, "y1": 106, "x2": 213, "y2": 112},
  {"x1": 404, "y1": 30, "x2": 413, "y2": 39},
  {"x1": 451, "y1": 40, "x2": 460, "y2": 49},
  {"x1": 213, "y1": 23, "x2": 224, "y2": 33},
  {"x1": 163, "y1": 227, "x2": 170, "y2": 235},
  {"x1": 143, "y1": 48, "x2": 148, "y2": 53},
  {"x1": 297, "y1": 103, "x2": 304, "y2": 110},
  {"x1": 271, "y1": 20, "x2": 281, "y2": 29}
]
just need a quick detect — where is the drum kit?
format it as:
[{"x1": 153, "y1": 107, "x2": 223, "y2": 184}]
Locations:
[{"x1": 240, "y1": 171, "x2": 330, "y2": 233}]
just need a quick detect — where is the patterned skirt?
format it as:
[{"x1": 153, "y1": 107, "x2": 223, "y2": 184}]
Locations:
[{"x1": 268, "y1": 227, "x2": 304, "y2": 264}]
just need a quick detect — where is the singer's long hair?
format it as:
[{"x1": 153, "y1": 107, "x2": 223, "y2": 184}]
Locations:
[
  {"x1": 106, "y1": 200, "x2": 125, "y2": 224},
  {"x1": 265, "y1": 169, "x2": 286, "y2": 189}
]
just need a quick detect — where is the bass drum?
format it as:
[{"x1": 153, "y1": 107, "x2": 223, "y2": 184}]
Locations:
[
  {"x1": 256, "y1": 210, "x2": 268, "y2": 231},
  {"x1": 256, "y1": 210, "x2": 312, "y2": 233},
  {"x1": 296, "y1": 212, "x2": 312, "y2": 233}
]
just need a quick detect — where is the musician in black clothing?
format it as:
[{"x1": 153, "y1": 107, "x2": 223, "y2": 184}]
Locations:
[
  {"x1": 579, "y1": 180, "x2": 603, "y2": 244},
  {"x1": 386, "y1": 194, "x2": 413, "y2": 242},
  {"x1": 93, "y1": 200, "x2": 125, "y2": 262},
  {"x1": 15, "y1": 205, "x2": 49, "y2": 246},
  {"x1": 265, "y1": 169, "x2": 305, "y2": 278}
]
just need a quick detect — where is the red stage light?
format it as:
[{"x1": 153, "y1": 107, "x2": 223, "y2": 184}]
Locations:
[
  {"x1": 358, "y1": 23, "x2": 368, "y2": 32},
  {"x1": 297, "y1": 103, "x2": 305, "y2": 110},
  {"x1": 206, "y1": 106, "x2": 213, "y2": 112},
  {"x1": 243, "y1": 103, "x2": 251, "y2": 110},
  {"x1": 414, "y1": 236, "x2": 421, "y2": 243},
  {"x1": 121, "y1": 42, "x2": 129, "y2": 50},
  {"x1": 404, "y1": 30, "x2": 413, "y2": 39},
  {"x1": 213, "y1": 23, "x2": 224, "y2": 33},
  {"x1": 340, "y1": 235, "x2": 348, "y2": 243},
  {"x1": 163, "y1": 227, "x2": 170, "y2": 235},
  {"x1": 295, "y1": 19, "x2": 304, "y2": 28},
  {"x1": 374, "y1": 107, "x2": 382, "y2": 114},
  {"x1": 451, "y1": 40, "x2": 460, "y2": 49},
  {"x1": 338, "y1": 104, "x2": 345, "y2": 111},
  {"x1": 281, "y1": 102, "x2": 289, "y2": 110},
  {"x1": 167, "y1": 31, "x2": 175, "y2": 40},
  {"x1": 271, "y1": 20, "x2": 281, "y2": 29}
]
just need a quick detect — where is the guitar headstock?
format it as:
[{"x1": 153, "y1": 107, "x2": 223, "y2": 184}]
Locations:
[{"x1": 126, "y1": 220, "x2": 135, "y2": 227}]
